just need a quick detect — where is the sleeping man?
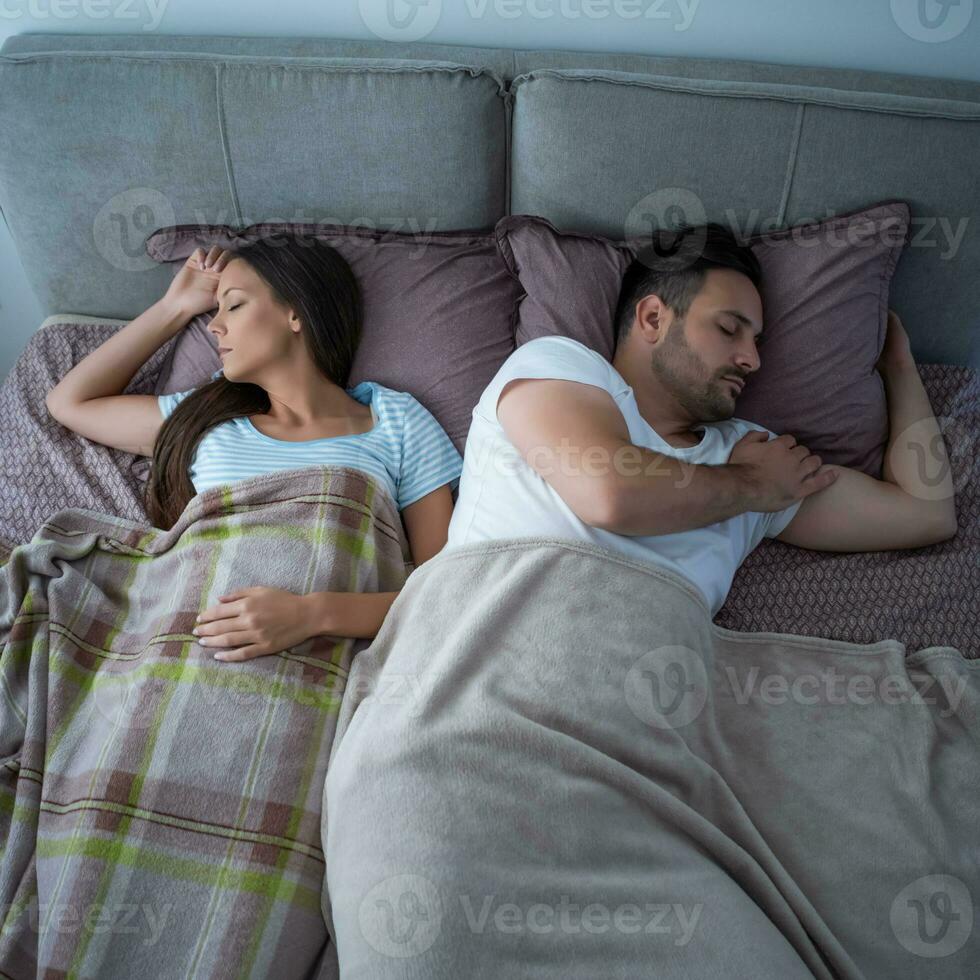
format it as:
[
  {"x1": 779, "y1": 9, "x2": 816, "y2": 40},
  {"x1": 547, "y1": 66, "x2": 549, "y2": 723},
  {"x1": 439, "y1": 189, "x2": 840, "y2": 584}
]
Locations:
[
  {"x1": 323, "y1": 224, "x2": 969, "y2": 979},
  {"x1": 443, "y1": 223, "x2": 957, "y2": 616}
]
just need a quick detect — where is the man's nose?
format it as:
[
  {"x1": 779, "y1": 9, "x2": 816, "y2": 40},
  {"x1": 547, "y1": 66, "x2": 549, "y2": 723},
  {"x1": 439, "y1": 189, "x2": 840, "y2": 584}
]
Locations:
[{"x1": 735, "y1": 343, "x2": 760, "y2": 373}]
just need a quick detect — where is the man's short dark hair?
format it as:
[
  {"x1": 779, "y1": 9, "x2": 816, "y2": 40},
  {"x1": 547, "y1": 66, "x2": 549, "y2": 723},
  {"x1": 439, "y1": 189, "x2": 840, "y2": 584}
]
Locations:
[{"x1": 613, "y1": 223, "x2": 762, "y2": 344}]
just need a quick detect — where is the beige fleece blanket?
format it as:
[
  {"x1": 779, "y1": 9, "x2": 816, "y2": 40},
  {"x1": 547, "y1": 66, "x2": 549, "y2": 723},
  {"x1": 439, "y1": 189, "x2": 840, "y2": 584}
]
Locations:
[{"x1": 320, "y1": 537, "x2": 978, "y2": 980}]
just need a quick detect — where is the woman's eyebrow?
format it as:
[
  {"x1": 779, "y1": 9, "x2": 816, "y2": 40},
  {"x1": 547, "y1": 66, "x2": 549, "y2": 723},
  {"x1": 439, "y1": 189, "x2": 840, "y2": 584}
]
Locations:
[{"x1": 220, "y1": 286, "x2": 246, "y2": 299}]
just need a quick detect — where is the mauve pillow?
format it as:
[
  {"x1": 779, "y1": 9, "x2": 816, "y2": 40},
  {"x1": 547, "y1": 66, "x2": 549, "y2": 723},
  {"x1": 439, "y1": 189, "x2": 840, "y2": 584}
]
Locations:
[
  {"x1": 495, "y1": 202, "x2": 911, "y2": 476},
  {"x1": 145, "y1": 222, "x2": 521, "y2": 453}
]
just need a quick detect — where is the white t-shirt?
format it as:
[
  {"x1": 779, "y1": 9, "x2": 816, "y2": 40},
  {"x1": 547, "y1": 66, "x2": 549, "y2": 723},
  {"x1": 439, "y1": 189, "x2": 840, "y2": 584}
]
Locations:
[{"x1": 446, "y1": 336, "x2": 802, "y2": 616}]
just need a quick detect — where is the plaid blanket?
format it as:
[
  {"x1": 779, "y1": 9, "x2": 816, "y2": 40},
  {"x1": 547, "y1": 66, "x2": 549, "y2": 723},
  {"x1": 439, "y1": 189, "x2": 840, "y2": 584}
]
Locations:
[{"x1": 0, "y1": 465, "x2": 409, "y2": 979}]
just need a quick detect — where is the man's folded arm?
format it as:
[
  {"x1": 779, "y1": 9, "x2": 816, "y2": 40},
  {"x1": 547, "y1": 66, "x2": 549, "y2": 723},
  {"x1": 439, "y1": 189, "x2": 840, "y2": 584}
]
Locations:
[
  {"x1": 774, "y1": 463, "x2": 957, "y2": 551},
  {"x1": 496, "y1": 377, "x2": 760, "y2": 536},
  {"x1": 775, "y1": 358, "x2": 958, "y2": 552}
]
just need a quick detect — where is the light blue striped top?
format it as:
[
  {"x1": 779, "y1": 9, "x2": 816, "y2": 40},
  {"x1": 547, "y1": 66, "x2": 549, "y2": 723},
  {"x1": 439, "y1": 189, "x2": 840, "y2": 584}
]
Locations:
[{"x1": 157, "y1": 370, "x2": 462, "y2": 510}]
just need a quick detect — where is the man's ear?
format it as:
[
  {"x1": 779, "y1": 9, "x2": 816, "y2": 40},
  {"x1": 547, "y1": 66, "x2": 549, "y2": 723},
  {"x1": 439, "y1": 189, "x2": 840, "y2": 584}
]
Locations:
[{"x1": 634, "y1": 294, "x2": 670, "y2": 345}]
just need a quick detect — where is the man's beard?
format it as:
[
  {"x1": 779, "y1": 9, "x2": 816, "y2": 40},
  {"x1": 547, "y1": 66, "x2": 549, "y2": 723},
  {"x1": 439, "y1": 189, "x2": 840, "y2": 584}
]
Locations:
[{"x1": 649, "y1": 317, "x2": 736, "y2": 423}]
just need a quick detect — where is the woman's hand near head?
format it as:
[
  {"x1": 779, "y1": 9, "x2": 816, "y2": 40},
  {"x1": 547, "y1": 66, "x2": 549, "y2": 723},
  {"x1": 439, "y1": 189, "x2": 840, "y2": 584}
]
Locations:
[
  {"x1": 162, "y1": 246, "x2": 234, "y2": 320},
  {"x1": 45, "y1": 246, "x2": 235, "y2": 447},
  {"x1": 45, "y1": 250, "x2": 232, "y2": 424}
]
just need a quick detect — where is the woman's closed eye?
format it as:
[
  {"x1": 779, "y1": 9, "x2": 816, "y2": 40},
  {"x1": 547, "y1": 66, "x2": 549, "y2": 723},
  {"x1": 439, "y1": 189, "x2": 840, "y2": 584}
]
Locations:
[{"x1": 229, "y1": 303, "x2": 243, "y2": 312}]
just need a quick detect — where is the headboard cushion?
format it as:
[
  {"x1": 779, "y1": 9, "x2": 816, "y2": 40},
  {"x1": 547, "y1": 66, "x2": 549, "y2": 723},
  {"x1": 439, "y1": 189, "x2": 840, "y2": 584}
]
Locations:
[
  {"x1": 2, "y1": 35, "x2": 979, "y2": 367},
  {"x1": 511, "y1": 68, "x2": 980, "y2": 366},
  {"x1": 0, "y1": 51, "x2": 508, "y2": 321}
]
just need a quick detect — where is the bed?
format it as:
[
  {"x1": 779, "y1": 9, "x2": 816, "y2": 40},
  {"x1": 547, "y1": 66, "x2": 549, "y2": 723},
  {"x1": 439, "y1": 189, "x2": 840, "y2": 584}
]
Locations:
[{"x1": 0, "y1": 32, "x2": 978, "y2": 979}]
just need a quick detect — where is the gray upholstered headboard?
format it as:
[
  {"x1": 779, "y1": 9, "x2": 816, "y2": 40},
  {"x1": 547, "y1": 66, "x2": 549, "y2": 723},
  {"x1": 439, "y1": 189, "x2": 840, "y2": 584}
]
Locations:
[{"x1": 1, "y1": 32, "x2": 978, "y2": 367}]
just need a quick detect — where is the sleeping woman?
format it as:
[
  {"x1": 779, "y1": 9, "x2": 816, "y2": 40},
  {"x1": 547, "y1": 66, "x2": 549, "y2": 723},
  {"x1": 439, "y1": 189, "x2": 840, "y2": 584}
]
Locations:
[{"x1": 45, "y1": 234, "x2": 463, "y2": 661}]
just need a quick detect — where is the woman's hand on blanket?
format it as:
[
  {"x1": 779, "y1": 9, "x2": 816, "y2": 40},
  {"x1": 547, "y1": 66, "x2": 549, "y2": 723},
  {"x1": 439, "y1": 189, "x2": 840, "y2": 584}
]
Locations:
[
  {"x1": 192, "y1": 586, "x2": 314, "y2": 661},
  {"x1": 162, "y1": 246, "x2": 235, "y2": 320},
  {"x1": 875, "y1": 310, "x2": 915, "y2": 374}
]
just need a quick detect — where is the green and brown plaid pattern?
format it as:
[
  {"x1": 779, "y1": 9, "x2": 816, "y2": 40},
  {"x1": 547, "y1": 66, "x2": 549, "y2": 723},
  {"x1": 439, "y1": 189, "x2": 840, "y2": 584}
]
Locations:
[{"x1": 0, "y1": 464, "x2": 409, "y2": 978}]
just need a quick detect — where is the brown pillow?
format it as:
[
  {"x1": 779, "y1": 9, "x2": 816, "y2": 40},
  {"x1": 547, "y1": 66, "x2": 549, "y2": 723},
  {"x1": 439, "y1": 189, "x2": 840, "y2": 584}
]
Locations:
[
  {"x1": 145, "y1": 222, "x2": 521, "y2": 453},
  {"x1": 495, "y1": 202, "x2": 911, "y2": 476}
]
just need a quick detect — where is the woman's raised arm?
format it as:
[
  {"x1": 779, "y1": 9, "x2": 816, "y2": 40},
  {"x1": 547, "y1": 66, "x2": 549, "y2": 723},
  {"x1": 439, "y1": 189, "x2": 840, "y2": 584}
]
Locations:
[
  {"x1": 46, "y1": 246, "x2": 230, "y2": 409},
  {"x1": 45, "y1": 247, "x2": 232, "y2": 454}
]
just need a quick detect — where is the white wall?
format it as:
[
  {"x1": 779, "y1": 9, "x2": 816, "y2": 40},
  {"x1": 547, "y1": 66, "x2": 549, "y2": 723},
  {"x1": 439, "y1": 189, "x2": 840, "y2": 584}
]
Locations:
[{"x1": 2, "y1": 0, "x2": 978, "y2": 381}]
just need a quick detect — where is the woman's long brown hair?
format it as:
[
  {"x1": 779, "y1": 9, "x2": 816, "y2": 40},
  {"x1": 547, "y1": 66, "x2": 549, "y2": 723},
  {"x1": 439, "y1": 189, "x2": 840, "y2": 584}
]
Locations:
[{"x1": 144, "y1": 234, "x2": 362, "y2": 529}]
